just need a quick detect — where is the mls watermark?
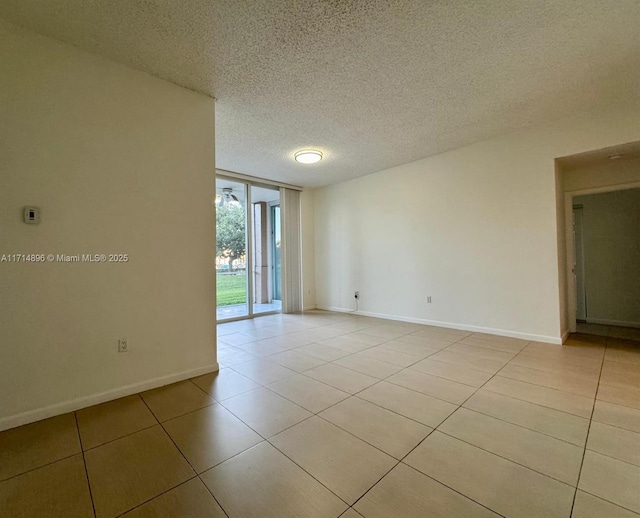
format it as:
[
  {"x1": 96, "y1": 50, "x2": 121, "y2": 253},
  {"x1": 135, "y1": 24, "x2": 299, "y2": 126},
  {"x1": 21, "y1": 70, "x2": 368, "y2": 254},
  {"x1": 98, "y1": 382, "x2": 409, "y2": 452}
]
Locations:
[{"x1": 1, "y1": 254, "x2": 129, "y2": 263}]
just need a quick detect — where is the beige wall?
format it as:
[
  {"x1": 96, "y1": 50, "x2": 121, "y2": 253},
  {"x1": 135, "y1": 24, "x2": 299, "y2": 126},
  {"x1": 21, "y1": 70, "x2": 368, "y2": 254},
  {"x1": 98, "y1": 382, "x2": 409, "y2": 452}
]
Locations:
[
  {"x1": 0, "y1": 21, "x2": 217, "y2": 430},
  {"x1": 311, "y1": 101, "x2": 640, "y2": 343},
  {"x1": 574, "y1": 188, "x2": 640, "y2": 327}
]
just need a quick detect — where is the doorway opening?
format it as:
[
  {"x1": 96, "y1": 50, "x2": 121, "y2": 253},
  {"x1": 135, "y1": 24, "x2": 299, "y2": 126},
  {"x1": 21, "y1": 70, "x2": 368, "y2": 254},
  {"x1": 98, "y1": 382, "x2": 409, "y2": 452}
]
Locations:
[
  {"x1": 556, "y1": 142, "x2": 640, "y2": 342},
  {"x1": 215, "y1": 176, "x2": 282, "y2": 322}
]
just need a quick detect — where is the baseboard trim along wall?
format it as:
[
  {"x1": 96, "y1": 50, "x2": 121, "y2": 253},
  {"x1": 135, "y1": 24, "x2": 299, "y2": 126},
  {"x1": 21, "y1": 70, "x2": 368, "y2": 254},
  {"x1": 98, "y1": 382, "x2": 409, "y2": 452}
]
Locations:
[
  {"x1": 586, "y1": 318, "x2": 640, "y2": 329},
  {"x1": 0, "y1": 363, "x2": 220, "y2": 433},
  {"x1": 317, "y1": 306, "x2": 563, "y2": 345}
]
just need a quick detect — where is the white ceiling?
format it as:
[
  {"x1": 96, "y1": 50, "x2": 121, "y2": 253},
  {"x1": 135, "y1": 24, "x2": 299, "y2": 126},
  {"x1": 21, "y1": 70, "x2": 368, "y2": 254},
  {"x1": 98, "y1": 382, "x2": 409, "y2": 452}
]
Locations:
[{"x1": 2, "y1": 1, "x2": 640, "y2": 187}]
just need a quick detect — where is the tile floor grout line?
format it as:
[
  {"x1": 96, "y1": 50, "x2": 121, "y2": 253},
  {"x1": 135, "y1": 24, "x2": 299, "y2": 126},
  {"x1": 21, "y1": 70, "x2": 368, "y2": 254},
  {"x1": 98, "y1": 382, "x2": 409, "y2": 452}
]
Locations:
[
  {"x1": 456, "y1": 404, "x2": 588, "y2": 448},
  {"x1": 0, "y1": 450, "x2": 81, "y2": 484},
  {"x1": 125, "y1": 396, "x2": 235, "y2": 517},
  {"x1": 577, "y1": 487, "x2": 640, "y2": 516},
  {"x1": 568, "y1": 335, "x2": 607, "y2": 517},
  {"x1": 112, "y1": 475, "x2": 201, "y2": 518},
  {"x1": 264, "y1": 433, "x2": 371, "y2": 510},
  {"x1": 74, "y1": 412, "x2": 98, "y2": 518}
]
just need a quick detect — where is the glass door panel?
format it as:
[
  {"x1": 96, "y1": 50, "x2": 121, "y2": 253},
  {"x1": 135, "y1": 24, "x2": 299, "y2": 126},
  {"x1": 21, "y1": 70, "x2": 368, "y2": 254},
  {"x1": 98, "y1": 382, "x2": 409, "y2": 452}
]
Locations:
[
  {"x1": 215, "y1": 179, "x2": 249, "y2": 320},
  {"x1": 251, "y1": 185, "x2": 281, "y2": 315}
]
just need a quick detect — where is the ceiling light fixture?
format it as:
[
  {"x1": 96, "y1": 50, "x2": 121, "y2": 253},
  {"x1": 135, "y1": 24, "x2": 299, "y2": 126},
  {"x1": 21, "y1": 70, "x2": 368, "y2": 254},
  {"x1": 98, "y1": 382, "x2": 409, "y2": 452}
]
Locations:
[
  {"x1": 608, "y1": 154, "x2": 623, "y2": 160},
  {"x1": 294, "y1": 149, "x2": 323, "y2": 164}
]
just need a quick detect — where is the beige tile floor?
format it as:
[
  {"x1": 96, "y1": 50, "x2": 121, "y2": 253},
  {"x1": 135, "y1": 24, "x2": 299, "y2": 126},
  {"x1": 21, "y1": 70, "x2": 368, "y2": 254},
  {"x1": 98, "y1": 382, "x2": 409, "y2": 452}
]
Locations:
[{"x1": 2, "y1": 310, "x2": 640, "y2": 517}]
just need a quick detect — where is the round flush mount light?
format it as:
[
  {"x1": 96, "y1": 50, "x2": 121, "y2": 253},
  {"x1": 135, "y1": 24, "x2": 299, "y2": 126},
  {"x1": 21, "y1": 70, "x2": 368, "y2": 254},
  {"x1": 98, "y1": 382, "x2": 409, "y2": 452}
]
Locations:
[{"x1": 294, "y1": 149, "x2": 323, "y2": 164}]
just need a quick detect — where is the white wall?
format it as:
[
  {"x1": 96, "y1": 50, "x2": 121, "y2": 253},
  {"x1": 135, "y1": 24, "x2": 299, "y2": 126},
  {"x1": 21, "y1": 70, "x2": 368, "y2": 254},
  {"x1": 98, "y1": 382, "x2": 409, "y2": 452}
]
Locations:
[
  {"x1": 311, "y1": 102, "x2": 640, "y2": 343},
  {"x1": 574, "y1": 188, "x2": 640, "y2": 327},
  {"x1": 0, "y1": 21, "x2": 217, "y2": 431}
]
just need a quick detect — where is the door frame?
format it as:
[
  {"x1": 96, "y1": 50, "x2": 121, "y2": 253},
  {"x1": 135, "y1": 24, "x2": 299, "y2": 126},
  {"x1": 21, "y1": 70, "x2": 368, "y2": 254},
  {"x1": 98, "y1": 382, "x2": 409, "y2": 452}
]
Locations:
[{"x1": 563, "y1": 181, "x2": 640, "y2": 333}]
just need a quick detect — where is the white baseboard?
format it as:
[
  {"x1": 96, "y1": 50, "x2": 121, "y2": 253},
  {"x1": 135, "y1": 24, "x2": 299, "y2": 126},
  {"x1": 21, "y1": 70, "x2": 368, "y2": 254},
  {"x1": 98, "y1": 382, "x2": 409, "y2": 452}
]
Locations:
[
  {"x1": 561, "y1": 330, "x2": 571, "y2": 343},
  {"x1": 303, "y1": 304, "x2": 318, "y2": 311},
  {"x1": 586, "y1": 318, "x2": 640, "y2": 329},
  {"x1": 317, "y1": 306, "x2": 562, "y2": 344},
  {"x1": 0, "y1": 363, "x2": 219, "y2": 432}
]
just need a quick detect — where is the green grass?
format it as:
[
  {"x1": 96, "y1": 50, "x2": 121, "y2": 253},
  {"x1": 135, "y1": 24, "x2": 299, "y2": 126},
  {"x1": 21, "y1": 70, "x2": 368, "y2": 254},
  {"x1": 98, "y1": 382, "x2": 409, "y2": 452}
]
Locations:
[{"x1": 216, "y1": 273, "x2": 247, "y2": 306}]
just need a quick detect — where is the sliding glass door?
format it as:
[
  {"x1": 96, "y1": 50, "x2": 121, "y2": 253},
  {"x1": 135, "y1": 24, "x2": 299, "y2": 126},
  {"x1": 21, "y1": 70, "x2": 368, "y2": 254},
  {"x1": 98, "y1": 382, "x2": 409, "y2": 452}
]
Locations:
[
  {"x1": 215, "y1": 179, "x2": 249, "y2": 320},
  {"x1": 216, "y1": 176, "x2": 282, "y2": 322}
]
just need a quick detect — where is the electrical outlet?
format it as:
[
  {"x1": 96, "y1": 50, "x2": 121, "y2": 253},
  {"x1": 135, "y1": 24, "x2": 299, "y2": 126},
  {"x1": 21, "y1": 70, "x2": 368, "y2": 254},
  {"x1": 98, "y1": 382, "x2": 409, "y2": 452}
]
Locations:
[
  {"x1": 354, "y1": 291, "x2": 360, "y2": 299},
  {"x1": 426, "y1": 296, "x2": 432, "y2": 303},
  {"x1": 118, "y1": 339, "x2": 128, "y2": 353}
]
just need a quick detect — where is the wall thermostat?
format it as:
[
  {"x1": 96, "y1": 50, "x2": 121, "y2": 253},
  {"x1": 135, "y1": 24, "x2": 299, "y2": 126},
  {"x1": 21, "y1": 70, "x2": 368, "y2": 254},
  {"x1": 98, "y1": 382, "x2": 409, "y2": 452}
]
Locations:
[{"x1": 24, "y1": 206, "x2": 41, "y2": 224}]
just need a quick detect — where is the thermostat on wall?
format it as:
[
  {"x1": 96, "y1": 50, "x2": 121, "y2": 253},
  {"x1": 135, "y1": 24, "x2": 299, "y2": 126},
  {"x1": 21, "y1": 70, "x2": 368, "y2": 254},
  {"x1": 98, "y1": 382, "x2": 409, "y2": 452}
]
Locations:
[{"x1": 24, "y1": 206, "x2": 41, "y2": 224}]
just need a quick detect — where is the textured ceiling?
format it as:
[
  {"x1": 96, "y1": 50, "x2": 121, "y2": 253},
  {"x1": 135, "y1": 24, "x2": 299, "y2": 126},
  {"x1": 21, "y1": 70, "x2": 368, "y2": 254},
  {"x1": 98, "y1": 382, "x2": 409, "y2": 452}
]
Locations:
[{"x1": 2, "y1": 1, "x2": 640, "y2": 187}]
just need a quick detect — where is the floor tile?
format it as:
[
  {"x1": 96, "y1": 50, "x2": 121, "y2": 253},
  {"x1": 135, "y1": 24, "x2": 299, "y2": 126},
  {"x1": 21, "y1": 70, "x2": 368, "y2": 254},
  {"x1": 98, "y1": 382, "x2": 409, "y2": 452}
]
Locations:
[
  {"x1": 387, "y1": 369, "x2": 476, "y2": 404},
  {"x1": 163, "y1": 403, "x2": 262, "y2": 473},
  {"x1": 445, "y1": 342, "x2": 515, "y2": 363},
  {"x1": 216, "y1": 345, "x2": 261, "y2": 364},
  {"x1": 393, "y1": 334, "x2": 453, "y2": 349},
  {"x1": 355, "y1": 463, "x2": 499, "y2": 518},
  {"x1": 439, "y1": 408, "x2": 583, "y2": 485},
  {"x1": 84, "y1": 425, "x2": 194, "y2": 517},
  {"x1": 458, "y1": 335, "x2": 526, "y2": 353},
  {"x1": 0, "y1": 454, "x2": 93, "y2": 518},
  {"x1": 483, "y1": 376, "x2": 594, "y2": 417},
  {"x1": 304, "y1": 363, "x2": 378, "y2": 394},
  {"x1": 268, "y1": 373, "x2": 350, "y2": 413},
  {"x1": 334, "y1": 353, "x2": 403, "y2": 379},
  {"x1": 405, "y1": 431, "x2": 574, "y2": 518},
  {"x1": 606, "y1": 345, "x2": 640, "y2": 366},
  {"x1": 341, "y1": 332, "x2": 389, "y2": 346},
  {"x1": 359, "y1": 345, "x2": 424, "y2": 367},
  {"x1": 122, "y1": 478, "x2": 225, "y2": 517},
  {"x1": 340, "y1": 509, "x2": 364, "y2": 518},
  {"x1": 593, "y1": 400, "x2": 640, "y2": 434},
  {"x1": 378, "y1": 339, "x2": 442, "y2": 358},
  {"x1": 270, "y1": 416, "x2": 396, "y2": 505},
  {"x1": 220, "y1": 387, "x2": 312, "y2": 437},
  {"x1": 219, "y1": 333, "x2": 256, "y2": 346},
  {"x1": 587, "y1": 421, "x2": 640, "y2": 467},
  {"x1": 320, "y1": 397, "x2": 431, "y2": 459},
  {"x1": 265, "y1": 349, "x2": 327, "y2": 372},
  {"x1": 598, "y1": 382, "x2": 640, "y2": 410},
  {"x1": 464, "y1": 390, "x2": 589, "y2": 446},
  {"x1": 498, "y1": 363, "x2": 598, "y2": 397},
  {"x1": 0, "y1": 413, "x2": 80, "y2": 481},
  {"x1": 201, "y1": 442, "x2": 347, "y2": 518},
  {"x1": 191, "y1": 369, "x2": 260, "y2": 402},
  {"x1": 319, "y1": 335, "x2": 377, "y2": 353},
  {"x1": 77, "y1": 395, "x2": 157, "y2": 450},
  {"x1": 579, "y1": 450, "x2": 640, "y2": 514},
  {"x1": 427, "y1": 349, "x2": 505, "y2": 374},
  {"x1": 409, "y1": 358, "x2": 493, "y2": 387},
  {"x1": 509, "y1": 353, "x2": 601, "y2": 378},
  {"x1": 572, "y1": 490, "x2": 640, "y2": 518},
  {"x1": 231, "y1": 359, "x2": 296, "y2": 385},
  {"x1": 140, "y1": 380, "x2": 214, "y2": 422},
  {"x1": 357, "y1": 382, "x2": 457, "y2": 427},
  {"x1": 297, "y1": 343, "x2": 353, "y2": 362}
]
